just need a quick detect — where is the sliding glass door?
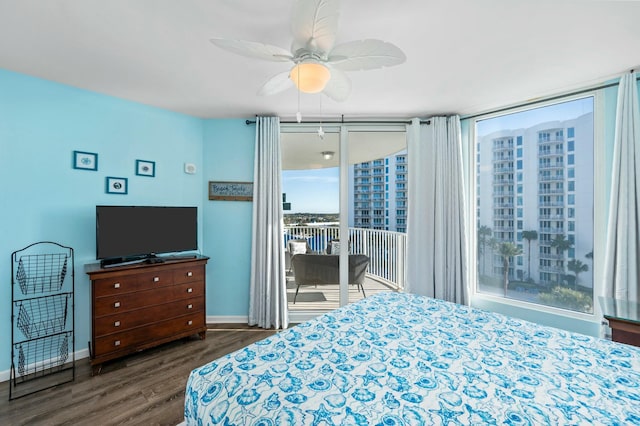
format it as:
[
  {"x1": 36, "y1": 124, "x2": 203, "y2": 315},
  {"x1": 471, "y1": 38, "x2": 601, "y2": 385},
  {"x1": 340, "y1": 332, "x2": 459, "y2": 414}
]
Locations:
[{"x1": 281, "y1": 123, "x2": 407, "y2": 321}]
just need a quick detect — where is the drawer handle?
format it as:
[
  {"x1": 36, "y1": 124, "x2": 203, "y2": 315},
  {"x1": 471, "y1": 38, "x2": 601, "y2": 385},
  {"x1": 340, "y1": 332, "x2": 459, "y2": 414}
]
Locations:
[
  {"x1": 114, "y1": 321, "x2": 121, "y2": 327},
  {"x1": 114, "y1": 301, "x2": 120, "y2": 308},
  {"x1": 153, "y1": 276, "x2": 160, "y2": 282},
  {"x1": 188, "y1": 320, "x2": 193, "y2": 325},
  {"x1": 187, "y1": 288, "x2": 193, "y2": 293},
  {"x1": 187, "y1": 304, "x2": 193, "y2": 309},
  {"x1": 114, "y1": 283, "x2": 120, "y2": 289},
  {"x1": 114, "y1": 340, "x2": 121, "y2": 346},
  {"x1": 187, "y1": 271, "x2": 193, "y2": 277}
]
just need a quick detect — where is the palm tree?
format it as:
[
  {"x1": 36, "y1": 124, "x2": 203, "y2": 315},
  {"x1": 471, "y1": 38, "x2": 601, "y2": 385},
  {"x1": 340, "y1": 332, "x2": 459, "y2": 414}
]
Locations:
[
  {"x1": 567, "y1": 259, "x2": 589, "y2": 290},
  {"x1": 550, "y1": 234, "x2": 573, "y2": 284},
  {"x1": 478, "y1": 226, "x2": 492, "y2": 275},
  {"x1": 522, "y1": 230, "x2": 538, "y2": 280},
  {"x1": 498, "y1": 242, "x2": 523, "y2": 296}
]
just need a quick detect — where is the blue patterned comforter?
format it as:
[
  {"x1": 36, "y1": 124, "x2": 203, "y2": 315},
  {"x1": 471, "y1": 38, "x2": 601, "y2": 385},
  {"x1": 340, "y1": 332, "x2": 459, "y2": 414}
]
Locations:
[{"x1": 184, "y1": 292, "x2": 640, "y2": 425}]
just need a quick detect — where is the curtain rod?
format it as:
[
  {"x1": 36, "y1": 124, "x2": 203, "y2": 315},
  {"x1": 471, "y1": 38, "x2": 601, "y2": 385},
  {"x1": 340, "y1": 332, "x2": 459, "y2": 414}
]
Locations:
[
  {"x1": 461, "y1": 73, "x2": 640, "y2": 121},
  {"x1": 245, "y1": 116, "x2": 431, "y2": 125}
]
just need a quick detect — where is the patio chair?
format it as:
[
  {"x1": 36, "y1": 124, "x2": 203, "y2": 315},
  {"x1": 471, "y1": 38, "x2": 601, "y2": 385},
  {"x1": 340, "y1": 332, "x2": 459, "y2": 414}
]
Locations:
[
  {"x1": 290, "y1": 253, "x2": 369, "y2": 303},
  {"x1": 287, "y1": 239, "x2": 312, "y2": 272}
]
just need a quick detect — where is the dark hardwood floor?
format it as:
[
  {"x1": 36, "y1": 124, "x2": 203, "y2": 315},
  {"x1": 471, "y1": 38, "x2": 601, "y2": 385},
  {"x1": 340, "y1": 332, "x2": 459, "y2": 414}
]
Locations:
[{"x1": 0, "y1": 325, "x2": 278, "y2": 426}]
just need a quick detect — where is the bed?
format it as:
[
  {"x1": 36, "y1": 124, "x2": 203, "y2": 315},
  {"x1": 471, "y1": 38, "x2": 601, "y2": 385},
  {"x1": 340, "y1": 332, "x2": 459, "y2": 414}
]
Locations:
[{"x1": 184, "y1": 292, "x2": 640, "y2": 425}]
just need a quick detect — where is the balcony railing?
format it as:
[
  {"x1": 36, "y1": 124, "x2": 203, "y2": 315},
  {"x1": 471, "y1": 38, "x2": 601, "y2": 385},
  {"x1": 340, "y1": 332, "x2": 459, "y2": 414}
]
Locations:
[{"x1": 284, "y1": 225, "x2": 406, "y2": 290}]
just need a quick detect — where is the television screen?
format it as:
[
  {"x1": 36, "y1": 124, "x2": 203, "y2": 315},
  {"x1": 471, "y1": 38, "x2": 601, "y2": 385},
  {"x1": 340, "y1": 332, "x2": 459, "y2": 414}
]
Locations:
[{"x1": 96, "y1": 206, "x2": 197, "y2": 261}]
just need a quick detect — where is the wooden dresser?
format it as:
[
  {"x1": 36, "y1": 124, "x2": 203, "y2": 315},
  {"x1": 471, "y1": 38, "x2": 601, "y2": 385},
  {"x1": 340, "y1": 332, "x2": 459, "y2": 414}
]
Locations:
[{"x1": 85, "y1": 256, "x2": 208, "y2": 373}]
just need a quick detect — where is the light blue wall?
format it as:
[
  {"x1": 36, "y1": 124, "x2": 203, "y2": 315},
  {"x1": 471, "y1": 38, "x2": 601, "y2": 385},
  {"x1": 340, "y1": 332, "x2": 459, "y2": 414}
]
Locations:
[
  {"x1": 0, "y1": 69, "x2": 205, "y2": 371},
  {"x1": 202, "y1": 120, "x2": 255, "y2": 317}
]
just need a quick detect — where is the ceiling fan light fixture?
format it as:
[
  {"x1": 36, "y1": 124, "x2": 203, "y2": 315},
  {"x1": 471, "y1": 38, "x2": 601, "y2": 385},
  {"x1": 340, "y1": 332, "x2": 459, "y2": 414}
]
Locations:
[
  {"x1": 290, "y1": 62, "x2": 331, "y2": 93},
  {"x1": 322, "y1": 151, "x2": 334, "y2": 160}
]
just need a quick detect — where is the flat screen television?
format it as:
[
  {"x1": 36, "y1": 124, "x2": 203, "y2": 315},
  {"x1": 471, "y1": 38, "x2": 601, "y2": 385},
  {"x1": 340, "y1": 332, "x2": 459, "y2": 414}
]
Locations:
[{"x1": 96, "y1": 205, "x2": 197, "y2": 266}]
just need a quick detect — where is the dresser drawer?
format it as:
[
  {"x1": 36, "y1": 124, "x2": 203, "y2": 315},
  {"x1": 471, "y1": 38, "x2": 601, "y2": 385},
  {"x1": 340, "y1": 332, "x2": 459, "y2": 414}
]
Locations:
[
  {"x1": 93, "y1": 296, "x2": 205, "y2": 337},
  {"x1": 93, "y1": 269, "x2": 175, "y2": 297},
  {"x1": 172, "y1": 265, "x2": 205, "y2": 284},
  {"x1": 94, "y1": 313, "x2": 205, "y2": 356},
  {"x1": 93, "y1": 281, "x2": 204, "y2": 317}
]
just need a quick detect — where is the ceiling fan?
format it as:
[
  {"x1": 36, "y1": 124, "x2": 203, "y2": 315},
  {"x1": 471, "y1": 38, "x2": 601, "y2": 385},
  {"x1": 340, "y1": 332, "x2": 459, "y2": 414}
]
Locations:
[{"x1": 210, "y1": 0, "x2": 406, "y2": 102}]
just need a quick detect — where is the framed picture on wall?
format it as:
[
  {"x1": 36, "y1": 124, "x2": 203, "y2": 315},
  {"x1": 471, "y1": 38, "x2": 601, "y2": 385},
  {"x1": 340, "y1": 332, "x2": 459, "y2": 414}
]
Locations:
[
  {"x1": 208, "y1": 181, "x2": 253, "y2": 201},
  {"x1": 106, "y1": 177, "x2": 128, "y2": 194},
  {"x1": 73, "y1": 151, "x2": 98, "y2": 171},
  {"x1": 135, "y1": 159, "x2": 155, "y2": 177}
]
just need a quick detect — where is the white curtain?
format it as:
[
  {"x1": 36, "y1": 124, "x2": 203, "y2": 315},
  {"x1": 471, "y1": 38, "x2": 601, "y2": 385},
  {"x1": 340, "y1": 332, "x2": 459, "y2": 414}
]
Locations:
[
  {"x1": 603, "y1": 72, "x2": 640, "y2": 302},
  {"x1": 249, "y1": 116, "x2": 289, "y2": 329},
  {"x1": 405, "y1": 116, "x2": 468, "y2": 304}
]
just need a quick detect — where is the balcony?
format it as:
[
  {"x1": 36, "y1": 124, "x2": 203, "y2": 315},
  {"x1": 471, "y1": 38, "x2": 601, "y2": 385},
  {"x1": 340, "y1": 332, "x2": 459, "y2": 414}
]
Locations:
[
  {"x1": 538, "y1": 188, "x2": 564, "y2": 195},
  {"x1": 493, "y1": 156, "x2": 514, "y2": 163},
  {"x1": 539, "y1": 252, "x2": 564, "y2": 260},
  {"x1": 284, "y1": 226, "x2": 406, "y2": 311},
  {"x1": 493, "y1": 190, "x2": 515, "y2": 197},
  {"x1": 538, "y1": 162, "x2": 564, "y2": 170},
  {"x1": 539, "y1": 174, "x2": 564, "y2": 182},
  {"x1": 539, "y1": 226, "x2": 564, "y2": 234},
  {"x1": 538, "y1": 214, "x2": 564, "y2": 220},
  {"x1": 493, "y1": 226, "x2": 515, "y2": 232},
  {"x1": 493, "y1": 166, "x2": 514, "y2": 173},
  {"x1": 538, "y1": 149, "x2": 564, "y2": 157},
  {"x1": 538, "y1": 201, "x2": 564, "y2": 207},
  {"x1": 538, "y1": 137, "x2": 564, "y2": 145},
  {"x1": 539, "y1": 265, "x2": 565, "y2": 273}
]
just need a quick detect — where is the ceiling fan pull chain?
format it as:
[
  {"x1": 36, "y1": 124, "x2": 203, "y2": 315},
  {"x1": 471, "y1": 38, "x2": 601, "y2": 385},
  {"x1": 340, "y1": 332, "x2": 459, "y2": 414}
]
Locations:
[
  {"x1": 318, "y1": 94, "x2": 324, "y2": 139},
  {"x1": 296, "y1": 65, "x2": 302, "y2": 123}
]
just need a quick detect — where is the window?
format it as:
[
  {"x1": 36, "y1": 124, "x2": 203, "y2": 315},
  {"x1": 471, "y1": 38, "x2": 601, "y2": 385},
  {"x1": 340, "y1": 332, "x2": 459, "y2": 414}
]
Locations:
[{"x1": 475, "y1": 97, "x2": 594, "y2": 314}]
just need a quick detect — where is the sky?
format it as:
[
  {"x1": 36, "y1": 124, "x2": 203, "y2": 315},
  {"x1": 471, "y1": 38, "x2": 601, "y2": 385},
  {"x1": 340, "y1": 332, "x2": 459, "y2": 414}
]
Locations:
[
  {"x1": 282, "y1": 167, "x2": 339, "y2": 213},
  {"x1": 477, "y1": 96, "x2": 594, "y2": 136}
]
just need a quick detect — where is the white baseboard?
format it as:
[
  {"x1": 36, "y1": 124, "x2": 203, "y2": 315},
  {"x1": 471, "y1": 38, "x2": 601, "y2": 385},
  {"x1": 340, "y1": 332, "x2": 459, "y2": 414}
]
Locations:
[
  {"x1": 0, "y1": 348, "x2": 89, "y2": 383},
  {"x1": 207, "y1": 315, "x2": 248, "y2": 324}
]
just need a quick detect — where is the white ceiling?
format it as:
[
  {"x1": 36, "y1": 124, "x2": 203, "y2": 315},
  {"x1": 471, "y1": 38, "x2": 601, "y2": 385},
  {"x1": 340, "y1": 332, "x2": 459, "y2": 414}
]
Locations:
[
  {"x1": 0, "y1": 0, "x2": 639, "y2": 121},
  {"x1": 281, "y1": 130, "x2": 407, "y2": 170}
]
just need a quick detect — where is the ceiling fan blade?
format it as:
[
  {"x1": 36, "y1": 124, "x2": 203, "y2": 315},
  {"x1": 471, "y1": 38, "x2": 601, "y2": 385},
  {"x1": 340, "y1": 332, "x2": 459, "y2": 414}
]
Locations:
[
  {"x1": 328, "y1": 39, "x2": 406, "y2": 71},
  {"x1": 257, "y1": 71, "x2": 294, "y2": 96},
  {"x1": 290, "y1": 0, "x2": 340, "y2": 55},
  {"x1": 322, "y1": 67, "x2": 351, "y2": 102},
  {"x1": 210, "y1": 38, "x2": 293, "y2": 62}
]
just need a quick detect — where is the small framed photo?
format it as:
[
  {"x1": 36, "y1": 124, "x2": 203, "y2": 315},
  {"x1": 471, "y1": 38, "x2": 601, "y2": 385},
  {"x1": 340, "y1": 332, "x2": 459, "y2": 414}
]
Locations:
[
  {"x1": 135, "y1": 159, "x2": 155, "y2": 177},
  {"x1": 106, "y1": 177, "x2": 128, "y2": 194},
  {"x1": 73, "y1": 151, "x2": 98, "y2": 171}
]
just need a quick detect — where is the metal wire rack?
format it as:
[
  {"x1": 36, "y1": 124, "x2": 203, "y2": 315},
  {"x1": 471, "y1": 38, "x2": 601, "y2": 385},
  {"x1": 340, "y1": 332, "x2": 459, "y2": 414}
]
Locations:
[
  {"x1": 14, "y1": 332, "x2": 71, "y2": 380},
  {"x1": 15, "y1": 252, "x2": 68, "y2": 295},
  {"x1": 16, "y1": 293, "x2": 71, "y2": 339},
  {"x1": 10, "y1": 241, "x2": 75, "y2": 400}
]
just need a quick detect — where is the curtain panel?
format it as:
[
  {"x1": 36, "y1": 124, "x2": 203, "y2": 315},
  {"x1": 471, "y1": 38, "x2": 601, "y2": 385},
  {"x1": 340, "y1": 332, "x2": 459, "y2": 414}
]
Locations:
[
  {"x1": 405, "y1": 116, "x2": 468, "y2": 304},
  {"x1": 249, "y1": 116, "x2": 289, "y2": 329},
  {"x1": 603, "y1": 72, "x2": 640, "y2": 302}
]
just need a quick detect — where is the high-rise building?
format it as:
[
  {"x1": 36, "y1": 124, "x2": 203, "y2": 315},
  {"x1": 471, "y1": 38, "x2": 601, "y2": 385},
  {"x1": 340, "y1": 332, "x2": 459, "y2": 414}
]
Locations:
[
  {"x1": 349, "y1": 150, "x2": 407, "y2": 232},
  {"x1": 477, "y1": 113, "x2": 594, "y2": 289}
]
